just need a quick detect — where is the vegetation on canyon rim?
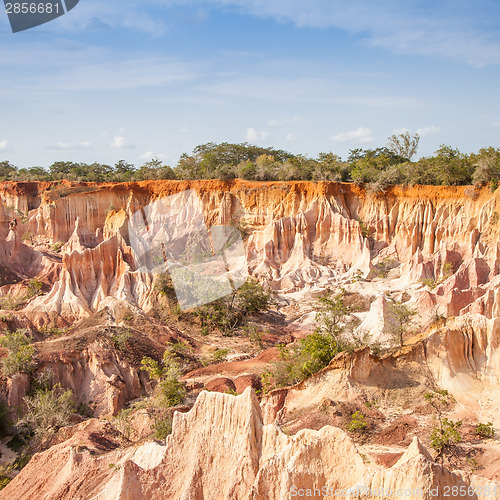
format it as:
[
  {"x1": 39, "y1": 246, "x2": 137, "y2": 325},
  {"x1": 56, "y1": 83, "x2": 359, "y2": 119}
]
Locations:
[{"x1": 1, "y1": 133, "x2": 500, "y2": 188}]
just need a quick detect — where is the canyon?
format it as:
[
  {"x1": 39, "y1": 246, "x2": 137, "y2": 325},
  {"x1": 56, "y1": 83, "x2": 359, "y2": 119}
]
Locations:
[{"x1": 0, "y1": 179, "x2": 499, "y2": 499}]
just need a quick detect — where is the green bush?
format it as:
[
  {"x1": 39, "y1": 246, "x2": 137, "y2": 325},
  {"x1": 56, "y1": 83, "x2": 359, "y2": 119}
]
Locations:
[
  {"x1": 0, "y1": 329, "x2": 36, "y2": 376},
  {"x1": 262, "y1": 331, "x2": 344, "y2": 390},
  {"x1": 347, "y1": 411, "x2": 367, "y2": 433},
  {"x1": 18, "y1": 384, "x2": 76, "y2": 440},
  {"x1": 0, "y1": 400, "x2": 10, "y2": 437},
  {"x1": 153, "y1": 416, "x2": 173, "y2": 440},
  {"x1": 475, "y1": 422, "x2": 494, "y2": 439},
  {"x1": 50, "y1": 242, "x2": 64, "y2": 253},
  {"x1": 235, "y1": 279, "x2": 271, "y2": 314},
  {"x1": 262, "y1": 289, "x2": 359, "y2": 391},
  {"x1": 202, "y1": 348, "x2": 229, "y2": 366},
  {"x1": 193, "y1": 278, "x2": 272, "y2": 336},
  {"x1": 141, "y1": 348, "x2": 186, "y2": 407},
  {"x1": 430, "y1": 418, "x2": 462, "y2": 452},
  {"x1": 24, "y1": 279, "x2": 43, "y2": 300}
]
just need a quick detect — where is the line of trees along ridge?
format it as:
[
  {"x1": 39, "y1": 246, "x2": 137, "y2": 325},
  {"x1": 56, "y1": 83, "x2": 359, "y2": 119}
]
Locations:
[{"x1": 1, "y1": 134, "x2": 500, "y2": 188}]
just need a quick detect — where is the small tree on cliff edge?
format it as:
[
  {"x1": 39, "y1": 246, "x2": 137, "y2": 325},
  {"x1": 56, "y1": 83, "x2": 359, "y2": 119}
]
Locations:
[
  {"x1": 388, "y1": 300, "x2": 417, "y2": 348},
  {"x1": 425, "y1": 390, "x2": 462, "y2": 462}
]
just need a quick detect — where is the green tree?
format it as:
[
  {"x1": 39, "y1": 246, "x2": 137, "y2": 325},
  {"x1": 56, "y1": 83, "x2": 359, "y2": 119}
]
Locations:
[
  {"x1": 0, "y1": 161, "x2": 17, "y2": 180},
  {"x1": 388, "y1": 300, "x2": 417, "y2": 347},
  {"x1": 175, "y1": 142, "x2": 296, "y2": 180},
  {"x1": 431, "y1": 145, "x2": 473, "y2": 186},
  {"x1": 471, "y1": 147, "x2": 500, "y2": 186},
  {"x1": 315, "y1": 288, "x2": 355, "y2": 339},
  {"x1": 387, "y1": 132, "x2": 420, "y2": 160}
]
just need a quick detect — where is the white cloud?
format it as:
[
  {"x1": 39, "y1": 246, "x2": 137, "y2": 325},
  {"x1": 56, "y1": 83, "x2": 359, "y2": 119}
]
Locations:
[
  {"x1": 139, "y1": 151, "x2": 167, "y2": 161},
  {"x1": 392, "y1": 127, "x2": 410, "y2": 135},
  {"x1": 330, "y1": 127, "x2": 373, "y2": 144},
  {"x1": 0, "y1": 140, "x2": 7, "y2": 151},
  {"x1": 48, "y1": 141, "x2": 93, "y2": 152},
  {"x1": 493, "y1": 121, "x2": 500, "y2": 129},
  {"x1": 110, "y1": 136, "x2": 133, "y2": 149},
  {"x1": 246, "y1": 128, "x2": 269, "y2": 142},
  {"x1": 417, "y1": 125, "x2": 442, "y2": 136},
  {"x1": 268, "y1": 115, "x2": 303, "y2": 127},
  {"x1": 286, "y1": 133, "x2": 296, "y2": 141},
  {"x1": 140, "y1": 151, "x2": 154, "y2": 160}
]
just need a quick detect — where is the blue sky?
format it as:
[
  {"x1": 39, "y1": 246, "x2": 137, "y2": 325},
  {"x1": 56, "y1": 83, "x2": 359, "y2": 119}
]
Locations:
[{"x1": 1, "y1": 0, "x2": 500, "y2": 168}]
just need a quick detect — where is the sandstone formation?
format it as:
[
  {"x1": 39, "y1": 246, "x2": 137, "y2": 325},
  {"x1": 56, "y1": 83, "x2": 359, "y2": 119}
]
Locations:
[
  {"x1": 0, "y1": 389, "x2": 487, "y2": 500},
  {"x1": 0, "y1": 180, "x2": 499, "y2": 498}
]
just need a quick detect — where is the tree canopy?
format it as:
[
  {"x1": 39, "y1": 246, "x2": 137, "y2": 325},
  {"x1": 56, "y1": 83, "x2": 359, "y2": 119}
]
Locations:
[{"x1": 1, "y1": 134, "x2": 500, "y2": 188}]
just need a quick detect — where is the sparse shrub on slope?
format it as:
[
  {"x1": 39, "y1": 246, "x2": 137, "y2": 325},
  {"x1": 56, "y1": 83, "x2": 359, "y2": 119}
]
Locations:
[
  {"x1": 0, "y1": 329, "x2": 36, "y2": 376},
  {"x1": 193, "y1": 278, "x2": 272, "y2": 336},
  {"x1": 141, "y1": 346, "x2": 186, "y2": 407},
  {"x1": 262, "y1": 289, "x2": 359, "y2": 391},
  {"x1": 475, "y1": 422, "x2": 494, "y2": 439},
  {"x1": 18, "y1": 384, "x2": 76, "y2": 441}
]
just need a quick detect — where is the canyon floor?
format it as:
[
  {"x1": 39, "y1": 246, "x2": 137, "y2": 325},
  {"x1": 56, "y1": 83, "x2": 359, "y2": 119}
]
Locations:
[{"x1": 0, "y1": 180, "x2": 498, "y2": 499}]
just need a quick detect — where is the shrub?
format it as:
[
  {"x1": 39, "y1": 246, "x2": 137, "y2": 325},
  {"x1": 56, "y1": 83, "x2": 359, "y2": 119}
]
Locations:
[
  {"x1": 347, "y1": 411, "x2": 367, "y2": 433},
  {"x1": 370, "y1": 342, "x2": 382, "y2": 357},
  {"x1": 111, "y1": 329, "x2": 130, "y2": 352},
  {"x1": 39, "y1": 327, "x2": 66, "y2": 338},
  {"x1": 0, "y1": 475, "x2": 11, "y2": 490},
  {"x1": 419, "y1": 278, "x2": 437, "y2": 289},
  {"x1": 153, "y1": 416, "x2": 173, "y2": 440},
  {"x1": 262, "y1": 290, "x2": 360, "y2": 391},
  {"x1": 158, "y1": 376, "x2": 185, "y2": 407},
  {"x1": 213, "y1": 348, "x2": 229, "y2": 363},
  {"x1": 24, "y1": 279, "x2": 43, "y2": 300},
  {"x1": 430, "y1": 418, "x2": 462, "y2": 452},
  {"x1": 235, "y1": 279, "x2": 271, "y2": 314},
  {"x1": 114, "y1": 408, "x2": 132, "y2": 439},
  {"x1": 245, "y1": 324, "x2": 264, "y2": 347},
  {"x1": 50, "y1": 242, "x2": 64, "y2": 253},
  {"x1": 262, "y1": 331, "x2": 344, "y2": 391},
  {"x1": 193, "y1": 278, "x2": 272, "y2": 336},
  {"x1": 0, "y1": 329, "x2": 36, "y2": 376},
  {"x1": 18, "y1": 384, "x2": 76, "y2": 440},
  {"x1": 475, "y1": 422, "x2": 494, "y2": 439},
  {"x1": 141, "y1": 348, "x2": 186, "y2": 407},
  {"x1": 0, "y1": 400, "x2": 10, "y2": 437}
]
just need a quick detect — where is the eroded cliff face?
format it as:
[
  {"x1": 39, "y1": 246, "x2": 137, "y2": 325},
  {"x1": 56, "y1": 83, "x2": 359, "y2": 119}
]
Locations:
[
  {"x1": 0, "y1": 389, "x2": 482, "y2": 500},
  {"x1": 1, "y1": 180, "x2": 500, "y2": 498},
  {"x1": 2, "y1": 180, "x2": 500, "y2": 323}
]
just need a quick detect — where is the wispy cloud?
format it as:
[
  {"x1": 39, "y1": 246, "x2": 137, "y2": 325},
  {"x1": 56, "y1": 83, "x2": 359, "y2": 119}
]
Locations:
[
  {"x1": 333, "y1": 96, "x2": 423, "y2": 108},
  {"x1": 0, "y1": 140, "x2": 8, "y2": 151},
  {"x1": 286, "y1": 133, "x2": 296, "y2": 142},
  {"x1": 417, "y1": 125, "x2": 441, "y2": 137},
  {"x1": 187, "y1": 0, "x2": 500, "y2": 66},
  {"x1": 246, "y1": 128, "x2": 269, "y2": 142},
  {"x1": 47, "y1": 141, "x2": 93, "y2": 152},
  {"x1": 268, "y1": 115, "x2": 303, "y2": 127},
  {"x1": 140, "y1": 151, "x2": 154, "y2": 160},
  {"x1": 330, "y1": 127, "x2": 373, "y2": 144}
]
